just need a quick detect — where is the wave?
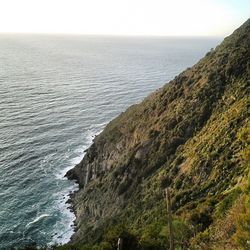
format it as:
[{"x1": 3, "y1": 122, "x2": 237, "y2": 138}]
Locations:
[{"x1": 26, "y1": 214, "x2": 50, "y2": 227}]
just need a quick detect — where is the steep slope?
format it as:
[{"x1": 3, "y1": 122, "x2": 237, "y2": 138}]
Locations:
[{"x1": 66, "y1": 19, "x2": 250, "y2": 249}]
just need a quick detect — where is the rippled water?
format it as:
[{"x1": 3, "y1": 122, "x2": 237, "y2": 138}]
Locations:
[{"x1": 0, "y1": 34, "x2": 220, "y2": 249}]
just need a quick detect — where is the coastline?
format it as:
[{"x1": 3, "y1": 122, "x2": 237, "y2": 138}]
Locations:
[
  {"x1": 64, "y1": 126, "x2": 106, "y2": 243},
  {"x1": 63, "y1": 150, "x2": 87, "y2": 244},
  {"x1": 52, "y1": 160, "x2": 80, "y2": 245},
  {"x1": 65, "y1": 173, "x2": 79, "y2": 238}
]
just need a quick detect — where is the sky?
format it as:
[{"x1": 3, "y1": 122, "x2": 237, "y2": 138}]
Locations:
[{"x1": 0, "y1": 0, "x2": 249, "y2": 36}]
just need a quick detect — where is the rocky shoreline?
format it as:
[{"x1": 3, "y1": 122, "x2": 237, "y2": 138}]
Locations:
[{"x1": 65, "y1": 164, "x2": 83, "y2": 240}]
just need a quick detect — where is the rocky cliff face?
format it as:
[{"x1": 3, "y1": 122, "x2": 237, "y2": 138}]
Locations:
[{"x1": 66, "y1": 19, "x2": 250, "y2": 248}]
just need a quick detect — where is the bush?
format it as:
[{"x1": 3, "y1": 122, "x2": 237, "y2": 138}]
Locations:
[
  {"x1": 139, "y1": 222, "x2": 168, "y2": 250},
  {"x1": 102, "y1": 224, "x2": 140, "y2": 250}
]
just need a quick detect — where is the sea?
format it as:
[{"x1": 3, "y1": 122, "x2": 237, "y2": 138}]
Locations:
[{"x1": 0, "y1": 34, "x2": 221, "y2": 249}]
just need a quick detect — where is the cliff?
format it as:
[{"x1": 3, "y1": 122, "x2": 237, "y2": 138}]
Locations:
[{"x1": 65, "y1": 19, "x2": 250, "y2": 249}]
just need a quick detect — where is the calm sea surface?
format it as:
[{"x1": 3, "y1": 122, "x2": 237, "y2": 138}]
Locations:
[{"x1": 0, "y1": 34, "x2": 220, "y2": 249}]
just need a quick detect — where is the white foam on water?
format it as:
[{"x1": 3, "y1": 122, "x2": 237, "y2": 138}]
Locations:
[
  {"x1": 54, "y1": 127, "x2": 101, "y2": 180},
  {"x1": 50, "y1": 188, "x2": 78, "y2": 246},
  {"x1": 54, "y1": 145, "x2": 85, "y2": 180},
  {"x1": 51, "y1": 125, "x2": 106, "y2": 246},
  {"x1": 26, "y1": 214, "x2": 50, "y2": 228}
]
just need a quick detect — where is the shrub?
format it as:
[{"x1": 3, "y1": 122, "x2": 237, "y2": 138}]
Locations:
[{"x1": 102, "y1": 224, "x2": 140, "y2": 250}]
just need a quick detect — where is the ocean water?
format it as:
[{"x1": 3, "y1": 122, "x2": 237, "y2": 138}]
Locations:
[{"x1": 0, "y1": 34, "x2": 220, "y2": 249}]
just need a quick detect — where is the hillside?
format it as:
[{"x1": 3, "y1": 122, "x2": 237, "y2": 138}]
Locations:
[{"x1": 65, "y1": 19, "x2": 250, "y2": 250}]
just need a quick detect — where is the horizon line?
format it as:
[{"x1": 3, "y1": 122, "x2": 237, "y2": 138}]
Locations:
[{"x1": 0, "y1": 31, "x2": 224, "y2": 39}]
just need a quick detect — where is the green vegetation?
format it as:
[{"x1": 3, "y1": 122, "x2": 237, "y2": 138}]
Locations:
[{"x1": 60, "y1": 19, "x2": 250, "y2": 250}]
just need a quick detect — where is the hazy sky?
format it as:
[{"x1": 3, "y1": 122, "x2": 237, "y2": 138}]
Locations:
[{"x1": 0, "y1": 0, "x2": 249, "y2": 36}]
